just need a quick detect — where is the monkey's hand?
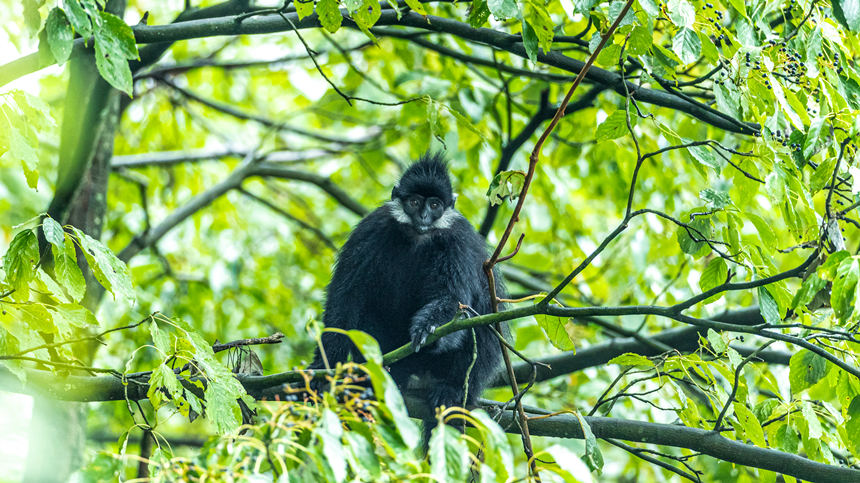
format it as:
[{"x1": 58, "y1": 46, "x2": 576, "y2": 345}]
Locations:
[
  {"x1": 410, "y1": 299, "x2": 467, "y2": 353},
  {"x1": 410, "y1": 319, "x2": 438, "y2": 353}
]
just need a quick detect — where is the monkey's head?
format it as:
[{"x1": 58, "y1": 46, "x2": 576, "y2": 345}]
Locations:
[{"x1": 389, "y1": 153, "x2": 458, "y2": 234}]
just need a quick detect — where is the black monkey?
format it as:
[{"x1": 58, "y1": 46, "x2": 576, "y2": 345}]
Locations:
[{"x1": 310, "y1": 152, "x2": 505, "y2": 433}]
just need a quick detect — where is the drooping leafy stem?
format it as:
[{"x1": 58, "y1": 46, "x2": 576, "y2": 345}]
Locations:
[{"x1": 481, "y1": 0, "x2": 636, "y2": 478}]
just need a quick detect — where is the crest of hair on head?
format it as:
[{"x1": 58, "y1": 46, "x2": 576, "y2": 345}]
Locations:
[{"x1": 393, "y1": 152, "x2": 453, "y2": 206}]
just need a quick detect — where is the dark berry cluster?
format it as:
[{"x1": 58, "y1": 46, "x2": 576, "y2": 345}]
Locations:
[
  {"x1": 702, "y1": 3, "x2": 728, "y2": 44},
  {"x1": 779, "y1": 47, "x2": 807, "y2": 83},
  {"x1": 771, "y1": 130, "x2": 801, "y2": 152}
]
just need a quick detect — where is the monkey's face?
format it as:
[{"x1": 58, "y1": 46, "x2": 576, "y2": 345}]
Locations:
[{"x1": 402, "y1": 194, "x2": 446, "y2": 233}]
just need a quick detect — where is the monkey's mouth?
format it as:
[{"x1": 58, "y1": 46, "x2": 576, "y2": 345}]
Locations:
[{"x1": 416, "y1": 224, "x2": 431, "y2": 234}]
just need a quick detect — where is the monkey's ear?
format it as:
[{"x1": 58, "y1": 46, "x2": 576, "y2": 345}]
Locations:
[
  {"x1": 452, "y1": 193, "x2": 458, "y2": 206},
  {"x1": 391, "y1": 184, "x2": 400, "y2": 200}
]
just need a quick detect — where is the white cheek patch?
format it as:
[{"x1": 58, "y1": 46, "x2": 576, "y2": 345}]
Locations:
[
  {"x1": 386, "y1": 200, "x2": 411, "y2": 224},
  {"x1": 432, "y1": 207, "x2": 461, "y2": 229}
]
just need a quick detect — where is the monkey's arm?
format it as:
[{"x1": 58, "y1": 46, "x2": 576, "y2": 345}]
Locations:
[{"x1": 409, "y1": 296, "x2": 467, "y2": 353}]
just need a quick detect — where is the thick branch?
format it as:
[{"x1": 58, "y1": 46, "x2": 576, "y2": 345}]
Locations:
[
  {"x1": 2, "y1": 11, "x2": 757, "y2": 134},
  {"x1": 111, "y1": 148, "x2": 330, "y2": 169},
  {"x1": 502, "y1": 410, "x2": 858, "y2": 483},
  {"x1": 2, "y1": 364, "x2": 854, "y2": 482},
  {"x1": 250, "y1": 164, "x2": 368, "y2": 216},
  {"x1": 493, "y1": 308, "x2": 794, "y2": 386},
  {"x1": 159, "y1": 77, "x2": 378, "y2": 145},
  {"x1": 117, "y1": 161, "x2": 254, "y2": 262},
  {"x1": 117, "y1": 160, "x2": 366, "y2": 262}
]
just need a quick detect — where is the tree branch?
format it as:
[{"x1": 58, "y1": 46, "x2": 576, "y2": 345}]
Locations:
[
  {"x1": 2, "y1": 364, "x2": 854, "y2": 483},
  {"x1": 1, "y1": 10, "x2": 758, "y2": 135}
]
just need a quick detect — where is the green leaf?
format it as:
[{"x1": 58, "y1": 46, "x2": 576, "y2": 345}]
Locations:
[
  {"x1": 802, "y1": 117, "x2": 825, "y2": 159},
  {"x1": 714, "y1": 81, "x2": 742, "y2": 119},
  {"x1": 536, "y1": 314, "x2": 576, "y2": 351},
  {"x1": 676, "y1": 215, "x2": 711, "y2": 255},
  {"x1": 70, "y1": 227, "x2": 134, "y2": 302},
  {"x1": 92, "y1": 11, "x2": 139, "y2": 96},
  {"x1": 521, "y1": 18, "x2": 539, "y2": 63},
  {"x1": 846, "y1": 397, "x2": 860, "y2": 456},
  {"x1": 774, "y1": 423, "x2": 800, "y2": 453},
  {"x1": 699, "y1": 188, "x2": 730, "y2": 210},
  {"x1": 810, "y1": 155, "x2": 836, "y2": 193},
  {"x1": 148, "y1": 364, "x2": 181, "y2": 408},
  {"x1": 46, "y1": 8, "x2": 74, "y2": 65},
  {"x1": 831, "y1": 257, "x2": 860, "y2": 322},
  {"x1": 573, "y1": 0, "x2": 599, "y2": 14},
  {"x1": 63, "y1": 0, "x2": 92, "y2": 38},
  {"x1": 757, "y1": 286, "x2": 781, "y2": 324},
  {"x1": 343, "y1": 329, "x2": 383, "y2": 364},
  {"x1": 672, "y1": 28, "x2": 701, "y2": 65},
  {"x1": 699, "y1": 31, "x2": 719, "y2": 63},
  {"x1": 318, "y1": 0, "x2": 344, "y2": 33},
  {"x1": 96, "y1": 12, "x2": 138, "y2": 59},
  {"x1": 607, "y1": 353, "x2": 653, "y2": 367},
  {"x1": 707, "y1": 329, "x2": 728, "y2": 353},
  {"x1": 16, "y1": 304, "x2": 55, "y2": 334},
  {"x1": 699, "y1": 258, "x2": 728, "y2": 303},
  {"x1": 446, "y1": 104, "x2": 487, "y2": 142},
  {"x1": 543, "y1": 444, "x2": 594, "y2": 481},
  {"x1": 52, "y1": 240, "x2": 85, "y2": 302},
  {"x1": 52, "y1": 303, "x2": 96, "y2": 331},
  {"x1": 42, "y1": 217, "x2": 65, "y2": 248},
  {"x1": 429, "y1": 425, "x2": 469, "y2": 482},
  {"x1": 352, "y1": 0, "x2": 381, "y2": 41},
  {"x1": 833, "y1": 0, "x2": 860, "y2": 31},
  {"x1": 523, "y1": 0, "x2": 554, "y2": 54},
  {"x1": 574, "y1": 412, "x2": 603, "y2": 472},
  {"x1": 667, "y1": 0, "x2": 695, "y2": 28},
  {"x1": 380, "y1": 368, "x2": 420, "y2": 448},
  {"x1": 295, "y1": 0, "x2": 315, "y2": 19},
  {"x1": 791, "y1": 273, "x2": 827, "y2": 310},
  {"x1": 486, "y1": 170, "x2": 525, "y2": 206},
  {"x1": 608, "y1": 0, "x2": 635, "y2": 27},
  {"x1": 344, "y1": 0, "x2": 362, "y2": 12},
  {"x1": 467, "y1": 0, "x2": 490, "y2": 27},
  {"x1": 319, "y1": 409, "x2": 348, "y2": 481},
  {"x1": 685, "y1": 141, "x2": 720, "y2": 170},
  {"x1": 487, "y1": 0, "x2": 516, "y2": 19},
  {"x1": 150, "y1": 320, "x2": 171, "y2": 355},
  {"x1": 596, "y1": 43, "x2": 622, "y2": 67},
  {"x1": 801, "y1": 401, "x2": 822, "y2": 439},
  {"x1": 1, "y1": 106, "x2": 40, "y2": 189},
  {"x1": 3, "y1": 230, "x2": 38, "y2": 301},
  {"x1": 747, "y1": 213, "x2": 777, "y2": 249},
  {"x1": 733, "y1": 402, "x2": 765, "y2": 447},
  {"x1": 819, "y1": 251, "x2": 850, "y2": 280},
  {"x1": 789, "y1": 350, "x2": 830, "y2": 394},
  {"x1": 204, "y1": 383, "x2": 244, "y2": 434},
  {"x1": 23, "y1": 0, "x2": 43, "y2": 33},
  {"x1": 595, "y1": 109, "x2": 631, "y2": 142},
  {"x1": 627, "y1": 25, "x2": 652, "y2": 56},
  {"x1": 769, "y1": 74, "x2": 802, "y2": 129},
  {"x1": 471, "y1": 411, "x2": 514, "y2": 477},
  {"x1": 344, "y1": 431, "x2": 381, "y2": 479}
]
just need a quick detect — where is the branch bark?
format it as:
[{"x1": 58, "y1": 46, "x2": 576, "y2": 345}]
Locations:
[
  {"x1": 1, "y1": 10, "x2": 758, "y2": 135},
  {"x1": 2, "y1": 365, "x2": 854, "y2": 483}
]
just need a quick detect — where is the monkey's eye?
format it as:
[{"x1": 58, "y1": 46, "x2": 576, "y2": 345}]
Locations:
[
  {"x1": 409, "y1": 198, "x2": 420, "y2": 208},
  {"x1": 429, "y1": 201, "x2": 440, "y2": 210}
]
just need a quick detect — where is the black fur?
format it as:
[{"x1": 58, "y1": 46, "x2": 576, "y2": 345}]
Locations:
[{"x1": 310, "y1": 153, "x2": 505, "y2": 434}]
